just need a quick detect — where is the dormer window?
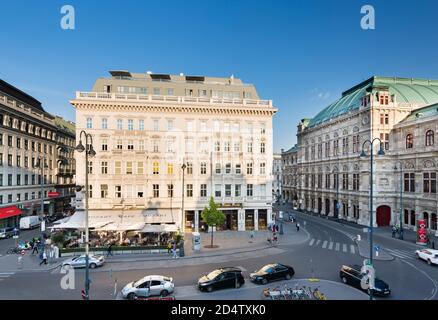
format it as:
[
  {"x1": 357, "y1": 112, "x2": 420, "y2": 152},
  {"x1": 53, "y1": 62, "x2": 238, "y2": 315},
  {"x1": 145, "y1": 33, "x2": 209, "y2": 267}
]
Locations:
[{"x1": 379, "y1": 93, "x2": 389, "y2": 105}]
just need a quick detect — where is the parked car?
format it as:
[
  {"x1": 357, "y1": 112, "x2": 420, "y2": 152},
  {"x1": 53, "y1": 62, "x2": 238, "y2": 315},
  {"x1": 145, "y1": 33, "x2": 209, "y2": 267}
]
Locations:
[
  {"x1": 415, "y1": 249, "x2": 438, "y2": 266},
  {"x1": 198, "y1": 267, "x2": 245, "y2": 292},
  {"x1": 249, "y1": 263, "x2": 295, "y2": 284},
  {"x1": 62, "y1": 254, "x2": 105, "y2": 269},
  {"x1": 0, "y1": 227, "x2": 19, "y2": 239},
  {"x1": 19, "y1": 216, "x2": 41, "y2": 230},
  {"x1": 122, "y1": 275, "x2": 174, "y2": 300},
  {"x1": 339, "y1": 265, "x2": 391, "y2": 297}
]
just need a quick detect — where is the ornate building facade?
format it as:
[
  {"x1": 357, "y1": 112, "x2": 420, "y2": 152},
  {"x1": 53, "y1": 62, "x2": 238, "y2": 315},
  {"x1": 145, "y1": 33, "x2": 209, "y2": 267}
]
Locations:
[
  {"x1": 71, "y1": 71, "x2": 277, "y2": 233},
  {"x1": 283, "y1": 77, "x2": 438, "y2": 234}
]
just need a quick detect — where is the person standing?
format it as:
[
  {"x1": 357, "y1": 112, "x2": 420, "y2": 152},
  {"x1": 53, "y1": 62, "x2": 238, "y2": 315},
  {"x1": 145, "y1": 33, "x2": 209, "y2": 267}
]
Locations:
[
  {"x1": 296, "y1": 222, "x2": 300, "y2": 232},
  {"x1": 172, "y1": 242, "x2": 178, "y2": 259},
  {"x1": 39, "y1": 251, "x2": 48, "y2": 266}
]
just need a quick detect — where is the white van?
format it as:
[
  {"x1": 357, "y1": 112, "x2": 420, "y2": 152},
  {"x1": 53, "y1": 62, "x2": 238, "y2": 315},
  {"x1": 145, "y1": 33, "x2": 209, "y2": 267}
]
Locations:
[{"x1": 19, "y1": 216, "x2": 41, "y2": 230}]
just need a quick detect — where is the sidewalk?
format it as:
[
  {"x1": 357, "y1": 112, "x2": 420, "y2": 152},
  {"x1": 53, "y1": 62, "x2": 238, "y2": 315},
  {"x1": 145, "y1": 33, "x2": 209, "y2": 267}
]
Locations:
[{"x1": 0, "y1": 251, "x2": 61, "y2": 273}]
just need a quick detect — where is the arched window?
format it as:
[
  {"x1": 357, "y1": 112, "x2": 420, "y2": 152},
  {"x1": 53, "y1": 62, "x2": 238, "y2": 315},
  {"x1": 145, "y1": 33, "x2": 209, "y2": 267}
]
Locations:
[
  {"x1": 425, "y1": 130, "x2": 434, "y2": 146},
  {"x1": 406, "y1": 134, "x2": 414, "y2": 149}
]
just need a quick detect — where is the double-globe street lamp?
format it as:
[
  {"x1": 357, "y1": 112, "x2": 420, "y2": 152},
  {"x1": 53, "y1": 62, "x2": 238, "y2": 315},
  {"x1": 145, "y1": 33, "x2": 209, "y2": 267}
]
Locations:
[
  {"x1": 34, "y1": 156, "x2": 48, "y2": 241},
  {"x1": 394, "y1": 161, "x2": 404, "y2": 240},
  {"x1": 180, "y1": 163, "x2": 186, "y2": 257},
  {"x1": 75, "y1": 130, "x2": 96, "y2": 300},
  {"x1": 360, "y1": 137, "x2": 385, "y2": 301}
]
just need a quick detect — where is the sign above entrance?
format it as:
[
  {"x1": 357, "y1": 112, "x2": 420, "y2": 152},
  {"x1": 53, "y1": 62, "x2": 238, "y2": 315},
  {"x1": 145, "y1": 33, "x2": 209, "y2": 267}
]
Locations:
[{"x1": 220, "y1": 203, "x2": 242, "y2": 209}]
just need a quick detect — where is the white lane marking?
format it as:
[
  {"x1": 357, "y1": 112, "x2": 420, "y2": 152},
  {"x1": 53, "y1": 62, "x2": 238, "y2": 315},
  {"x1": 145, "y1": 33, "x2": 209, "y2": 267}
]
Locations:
[
  {"x1": 309, "y1": 239, "x2": 315, "y2": 246},
  {"x1": 342, "y1": 244, "x2": 347, "y2": 252},
  {"x1": 400, "y1": 259, "x2": 438, "y2": 300},
  {"x1": 335, "y1": 243, "x2": 340, "y2": 251},
  {"x1": 0, "y1": 273, "x2": 14, "y2": 275},
  {"x1": 328, "y1": 242, "x2": 334, "y2": 250},
  {"x1": 322, "y1": 241, "x2": 328, "y2": 249},
  {"x1": 316, "y1": 240, "x2": 321, "y2": 246},
  {"x1": 386, "y1": 249, "x2": 414, "y2": 260},
  {"x1": 350, "y1": 245, "x2": 355, "y2": 254},
  {"x1": 392, "y1": 249, "x2": 415, "y2": 259}
]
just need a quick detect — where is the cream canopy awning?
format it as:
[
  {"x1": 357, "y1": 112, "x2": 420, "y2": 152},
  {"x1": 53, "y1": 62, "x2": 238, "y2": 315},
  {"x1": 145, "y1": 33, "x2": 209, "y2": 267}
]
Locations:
[
  {"x1": 94, "y1": 222, "x2": 145, "y2": 232},
  {"x1": 49, "y1": 211, "x2": 112, "y2": 230},
  {"x1": 141, "y1": 224, "x2": 178, "y2": 233}
]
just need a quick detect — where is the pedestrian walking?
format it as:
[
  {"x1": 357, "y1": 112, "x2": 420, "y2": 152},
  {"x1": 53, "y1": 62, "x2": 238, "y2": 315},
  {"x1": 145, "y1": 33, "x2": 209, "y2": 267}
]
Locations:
[
  {"x1": 39, "y1": 251, "x2": 48, "y2": 266},
  {"x1": 106, "y1": 243, "x2": 113, "y2": 257},
  {"x1": 296, "y1": 222, "x2": 300, "y2": 232},
  {"x1": 31, "y1": 241, "x2": 39, "y2": 255},
  {"x1": 391, "y1": 225, "x2": 396, "y2": 238}
]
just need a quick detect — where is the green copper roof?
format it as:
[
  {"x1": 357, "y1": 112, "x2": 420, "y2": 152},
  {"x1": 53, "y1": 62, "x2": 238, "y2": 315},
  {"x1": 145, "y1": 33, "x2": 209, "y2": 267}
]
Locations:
[
  {"x1": 283, "y1": 144, "x2": 298, "y2": 154},
  {"x1": 54, "y1": 116, "x2": 75, "y2": 136},
  {"x1": 401, "y1": 103, "x2": 438, "y2": 123},
  {"x1": 308, "y1": 76, "x2": 438, "y2": 128}
]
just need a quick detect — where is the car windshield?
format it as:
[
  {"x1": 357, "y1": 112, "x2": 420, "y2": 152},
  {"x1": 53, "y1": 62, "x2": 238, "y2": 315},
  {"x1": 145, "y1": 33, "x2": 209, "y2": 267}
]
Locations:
[
  {"x1": 206, "y1": 270, "x2": 222, "y2": 280},
  {"x1": 260, "y1": 265, "x2": 275, "y2": 273}
]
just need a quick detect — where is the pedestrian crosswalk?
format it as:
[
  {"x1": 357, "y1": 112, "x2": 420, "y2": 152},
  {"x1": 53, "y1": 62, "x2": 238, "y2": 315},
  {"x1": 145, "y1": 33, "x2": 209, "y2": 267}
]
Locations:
[
  {"x1": 0, "y1": 272, "x2": 15, "y2": 282},
  {"x1": 308, "y1": 238, "x2": 356, "y2": 255},
  {"x1": 384, "y1": 248, "x2": 416, "y2": 260}
]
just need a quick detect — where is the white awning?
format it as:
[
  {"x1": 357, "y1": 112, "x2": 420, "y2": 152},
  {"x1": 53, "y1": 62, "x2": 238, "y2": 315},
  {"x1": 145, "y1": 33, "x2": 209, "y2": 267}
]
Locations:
[
  {"x1": 49, "y1": 211, "x2": 112, "y2": 230},
  {"x1": 94, "y1": 222, "x2": 145, "y2": 231},
  {"x1": 141, "y1": 224, "x2": 178, "y2": 233}
]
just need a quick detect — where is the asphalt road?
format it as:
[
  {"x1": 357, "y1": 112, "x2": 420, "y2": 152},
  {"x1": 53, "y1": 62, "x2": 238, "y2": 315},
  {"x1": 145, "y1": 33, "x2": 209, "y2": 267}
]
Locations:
[{"x1": 0, "y1": 205, "x2": 437, "y2": 300}]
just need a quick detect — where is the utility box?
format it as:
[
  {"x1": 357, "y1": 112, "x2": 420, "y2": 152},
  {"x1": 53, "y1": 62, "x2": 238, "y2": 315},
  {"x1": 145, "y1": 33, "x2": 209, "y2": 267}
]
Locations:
[{"x1": 192, "y1": 232, "x2": 201, "y2": 251}]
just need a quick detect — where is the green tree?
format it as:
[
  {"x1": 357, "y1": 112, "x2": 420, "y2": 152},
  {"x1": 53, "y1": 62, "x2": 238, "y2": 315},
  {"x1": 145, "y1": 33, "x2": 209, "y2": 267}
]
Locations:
[{"x1": 201, "y1": 197, "x2": 225, "y2": 247}]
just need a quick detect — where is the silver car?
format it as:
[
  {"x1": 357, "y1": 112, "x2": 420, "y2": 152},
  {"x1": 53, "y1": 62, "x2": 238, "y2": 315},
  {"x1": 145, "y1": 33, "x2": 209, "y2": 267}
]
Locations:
[
  {"x1": 122, "y1": 275, "x2": 174, "y2": 300},
  {"x1": 62, "y1": 254, "x2": 105, "y2": 269}
]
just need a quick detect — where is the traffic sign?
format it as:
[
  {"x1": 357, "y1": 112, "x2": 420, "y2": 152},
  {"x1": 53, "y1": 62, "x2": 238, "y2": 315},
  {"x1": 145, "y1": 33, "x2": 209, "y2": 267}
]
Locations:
[{"x1": 48, "y1": 192, "x2": 60, "y2": 198}]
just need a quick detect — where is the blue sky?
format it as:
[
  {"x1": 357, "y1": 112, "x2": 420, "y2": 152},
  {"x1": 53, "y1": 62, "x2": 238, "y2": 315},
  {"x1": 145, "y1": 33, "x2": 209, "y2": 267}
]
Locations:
[{"x1": 1, "y1": 0, "x2": 438, "y2": 152}]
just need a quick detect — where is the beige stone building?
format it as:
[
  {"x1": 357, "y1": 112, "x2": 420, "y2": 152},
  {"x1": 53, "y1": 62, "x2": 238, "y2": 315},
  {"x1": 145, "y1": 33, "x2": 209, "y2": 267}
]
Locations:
[
  {"x1": 283, "y1": 76, "x2": 438, "y2": 233},
  {"x1": 70, "y1": 71, "x2": 277, "y2": 234}
]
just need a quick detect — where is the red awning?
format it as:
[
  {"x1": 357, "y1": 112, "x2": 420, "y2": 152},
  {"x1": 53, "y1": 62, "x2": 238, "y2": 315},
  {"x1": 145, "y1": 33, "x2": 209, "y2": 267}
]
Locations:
[{"x1": 0, "y1": 206, "x2": 22, "y2": 219}]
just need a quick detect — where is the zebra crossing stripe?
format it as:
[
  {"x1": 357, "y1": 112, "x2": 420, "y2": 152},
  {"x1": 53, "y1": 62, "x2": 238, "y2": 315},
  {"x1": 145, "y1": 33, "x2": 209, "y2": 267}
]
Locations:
[
  {"x1": 309, "y1": 239, "x2": 315, "y2": 246},
  {"x1": 350, "y1": 245, "x2": 355, "y2": 254},
  {"x1": 316, "y1": 240, "x2": 321, "y2": 246},
  {"x1": 386, "y1": 249, "x2": 414, "y2": 260},
  {"x1": 335, "y1": 243, "x2": 340, "y2": 251},
  {"x1": 322, "y1": 241, "x2": 328, "y2": 249},
  {"x1": 328, "y1": 242, "x2": 334, "y2": 250},
  {"x1": 342, "y1": 244, "x2": 347, "y2": 252}
]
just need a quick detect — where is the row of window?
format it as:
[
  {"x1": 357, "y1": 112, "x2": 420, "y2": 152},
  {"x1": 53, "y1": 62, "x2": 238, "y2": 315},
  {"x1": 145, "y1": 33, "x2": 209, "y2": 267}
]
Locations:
[
  {"x1": 86, "y1": 117, "x2": 267, "y2": 134},
  {"x1": 0, "y1": 173, "x2": 54, "y2": 186},
  {"x1": 406, "y1": 131, "x2": 435, "y2": 148},
  {"x1": 302, "y1": 173, "x2": 360, "y2": 191},
  {"x1": 0, "y1": 134, "x2": 54, "y2": 154},
  {"x1": 87, "y1": 161, "x2": 268, "y2": 175},
  {"x1": 90, "y1": 183, "x2": 264, "y2": 199},
  {"x1": 105, "y1": 139, "x2": 267, "y2": 154},
  {"x1": 306, "y1": 135, "x2": 361, "y2": 160},
  {"x1": 0, "y1": 191, "x2": 49, "y2": 205},
  {"x1": 0, "y1": 153, "x2": 53, "y2": 169},
  {"x1": 0, "y1": 114, "x2": 55, "y2": 141},
  {"x1": 404, "y1": 172, "x2": 437, "y2": 194}
]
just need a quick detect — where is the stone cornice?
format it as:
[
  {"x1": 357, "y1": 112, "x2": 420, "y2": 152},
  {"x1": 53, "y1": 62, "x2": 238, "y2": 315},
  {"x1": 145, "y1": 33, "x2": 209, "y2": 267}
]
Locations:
[{"x1": 70, "y1": 100, "x2": 277, "y2": 117}]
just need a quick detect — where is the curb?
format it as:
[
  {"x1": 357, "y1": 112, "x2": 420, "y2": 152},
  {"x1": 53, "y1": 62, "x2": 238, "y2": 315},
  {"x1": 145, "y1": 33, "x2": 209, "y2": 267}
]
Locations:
[{"x1": 6, "y1": 263, "x2": 62, "y2": 273}]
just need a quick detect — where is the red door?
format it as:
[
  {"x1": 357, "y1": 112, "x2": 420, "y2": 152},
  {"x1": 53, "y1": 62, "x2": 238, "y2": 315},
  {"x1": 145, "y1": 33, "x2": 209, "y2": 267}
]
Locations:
[{"x1": 376, "y1": 206, "x2": 391, "y2": 226}]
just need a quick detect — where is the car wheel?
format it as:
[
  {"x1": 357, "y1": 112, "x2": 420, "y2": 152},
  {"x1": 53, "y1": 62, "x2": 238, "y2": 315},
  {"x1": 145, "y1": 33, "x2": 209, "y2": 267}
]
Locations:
[
  {"x1": 428, "y1": 259, "x2": 432, "y2": 266},
  {"x1": 416, "y1": 252, "x2": 420, "y2": 259},
  {"x1": 127, "y1": 293, "x2": 136, "y2": 300},
  {"x1": 206, "y1": 286, "x2": 213, "y2": 293},
  {"x1": 262, "y1": 278, "x2": 268, "y2": 285},
  {"x1": 160, "y1": 290, "x2": 169, "y2": 297},
  {"x1": 341, "y1": 276, "x2": 348, "y2": 284},
  {"x1": 285, "y1": 273, "x2": 292, "y2": 280},
  {"x1": 89, "y1": 263, "x2": 97, "y2": 269}
]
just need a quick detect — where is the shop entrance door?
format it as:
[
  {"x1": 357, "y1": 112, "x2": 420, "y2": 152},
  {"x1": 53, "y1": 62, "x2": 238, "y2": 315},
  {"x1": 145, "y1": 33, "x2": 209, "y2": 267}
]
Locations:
[{"x1": 245, "y1": 210, "x2": 255, "y2": 230}]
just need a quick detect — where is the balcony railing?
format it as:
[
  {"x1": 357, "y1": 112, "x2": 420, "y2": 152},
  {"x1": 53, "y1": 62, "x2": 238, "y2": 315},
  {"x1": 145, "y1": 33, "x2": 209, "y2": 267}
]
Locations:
[{"x1": 75, "y1": 92, "x2": 273, "y2": 107}]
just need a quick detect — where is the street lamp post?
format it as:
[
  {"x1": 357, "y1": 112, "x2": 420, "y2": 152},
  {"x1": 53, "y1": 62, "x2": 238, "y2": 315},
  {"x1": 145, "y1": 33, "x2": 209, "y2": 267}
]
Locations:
[
  {"x1": 360, "y1": 137, "x2": 385, "y2": 301},
  {"x1": 180, "y1": 163, "x2": 186, "y2": 257},
  {"x1": 75, "y1": 130, "x2": 96, "y2": 300},
  {"x1": 394, "y1": 161, "x2": 404, "y2": 240},
  {"x1": 34, "y1": 156, "x2": 48, "y2": 240}
]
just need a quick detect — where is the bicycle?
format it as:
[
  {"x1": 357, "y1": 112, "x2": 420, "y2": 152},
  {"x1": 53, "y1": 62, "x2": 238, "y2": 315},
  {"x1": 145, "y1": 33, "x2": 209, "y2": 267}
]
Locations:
[{"x1": 6, "y1": 247, "x2": 21, "y2": 255}]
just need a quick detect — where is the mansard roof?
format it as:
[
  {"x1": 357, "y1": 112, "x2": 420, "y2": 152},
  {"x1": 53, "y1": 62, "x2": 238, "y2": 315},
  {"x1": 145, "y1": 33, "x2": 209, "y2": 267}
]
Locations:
[{"x1": 308, "y1": 76, "x2": 438, "y2": 128}]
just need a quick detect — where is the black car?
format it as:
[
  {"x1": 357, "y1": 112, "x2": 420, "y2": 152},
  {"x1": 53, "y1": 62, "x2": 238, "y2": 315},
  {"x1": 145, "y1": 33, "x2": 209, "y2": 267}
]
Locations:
[
  {"x1": 250, "y1": 263, "x2": 295, "y2": 284},
  {"x1": 198, "y1": 267, "x2": 245, "y2": 292},
  {"x1": 339, "y1": 265, "x2": 391, "y2": 297}
]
